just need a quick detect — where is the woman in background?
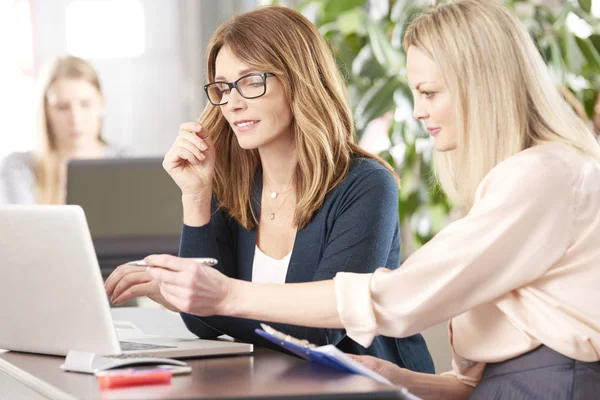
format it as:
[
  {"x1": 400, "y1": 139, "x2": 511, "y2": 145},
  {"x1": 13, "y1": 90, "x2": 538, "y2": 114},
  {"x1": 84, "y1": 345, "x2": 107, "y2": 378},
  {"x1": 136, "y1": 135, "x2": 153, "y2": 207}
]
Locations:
[
  {"x1": 0, "y1": 55, "x2": 125, "y2": 204},
  {"x1": 128, "y1": 1, "x2": 600, "y2": 398}
]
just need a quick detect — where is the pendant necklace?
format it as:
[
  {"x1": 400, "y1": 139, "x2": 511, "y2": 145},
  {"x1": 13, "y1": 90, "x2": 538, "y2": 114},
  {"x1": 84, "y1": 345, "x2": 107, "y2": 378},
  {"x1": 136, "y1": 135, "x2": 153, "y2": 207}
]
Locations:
[{"x1": 263, "y1": 172, "x2": 294, "y2": 220}]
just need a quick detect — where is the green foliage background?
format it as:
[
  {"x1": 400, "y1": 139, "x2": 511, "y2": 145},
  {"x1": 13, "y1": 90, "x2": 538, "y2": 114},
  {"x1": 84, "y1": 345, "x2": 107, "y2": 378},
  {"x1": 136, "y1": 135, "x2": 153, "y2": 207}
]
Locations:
[{"x1": 290, "y1": 0, "x2": 600, "y2": 254}]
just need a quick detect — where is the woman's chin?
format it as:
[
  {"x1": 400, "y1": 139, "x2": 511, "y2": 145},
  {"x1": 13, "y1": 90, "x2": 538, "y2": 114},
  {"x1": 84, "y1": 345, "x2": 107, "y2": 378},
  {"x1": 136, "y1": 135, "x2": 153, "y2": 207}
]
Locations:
[{"x1": 433, "y1": 139, "x2": 457, "y2": 152}]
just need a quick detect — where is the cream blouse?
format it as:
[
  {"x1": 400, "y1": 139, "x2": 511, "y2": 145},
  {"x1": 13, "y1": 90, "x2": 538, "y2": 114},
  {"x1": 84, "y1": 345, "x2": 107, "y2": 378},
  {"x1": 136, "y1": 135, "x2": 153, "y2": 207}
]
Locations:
[{"x1": 334, "y1": 142, "x2": 600, "y2": 386}]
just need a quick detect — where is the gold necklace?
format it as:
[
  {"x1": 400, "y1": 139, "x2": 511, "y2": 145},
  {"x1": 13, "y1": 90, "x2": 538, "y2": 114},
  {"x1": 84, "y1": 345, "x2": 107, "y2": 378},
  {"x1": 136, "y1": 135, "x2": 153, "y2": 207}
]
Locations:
[
  {"x1": 264, "y1": 179, "x2": 293, "y2": 199},
  {"x1": 263, "y1": 172, "x2": 294, "y2": 220},
  {"x1": 263, "y1": 188, "x2": 291, "y2": 220}
]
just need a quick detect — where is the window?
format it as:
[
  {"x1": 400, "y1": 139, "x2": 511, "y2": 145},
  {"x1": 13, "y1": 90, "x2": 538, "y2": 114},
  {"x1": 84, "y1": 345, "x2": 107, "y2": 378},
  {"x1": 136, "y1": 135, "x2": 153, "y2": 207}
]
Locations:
[
  {"x1": 66, "y1": 0, "x2": 145, "y2": 58},
  {"x1": 0, "y1": 0, "x2": 36, "y2": 158}
]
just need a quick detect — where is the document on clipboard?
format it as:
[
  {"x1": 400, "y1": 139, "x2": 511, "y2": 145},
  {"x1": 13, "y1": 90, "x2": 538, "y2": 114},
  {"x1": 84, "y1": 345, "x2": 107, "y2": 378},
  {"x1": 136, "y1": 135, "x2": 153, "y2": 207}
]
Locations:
[{"x1": 255, "y1": 324, "x2": 400, "y2": 387}]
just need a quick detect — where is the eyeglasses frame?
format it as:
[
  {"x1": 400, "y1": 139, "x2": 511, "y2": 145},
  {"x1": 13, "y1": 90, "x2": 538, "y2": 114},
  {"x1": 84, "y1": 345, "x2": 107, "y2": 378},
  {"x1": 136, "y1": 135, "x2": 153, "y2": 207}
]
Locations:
[{"x1": 204, "y1": 72, "x2": 276, "y2": 106}]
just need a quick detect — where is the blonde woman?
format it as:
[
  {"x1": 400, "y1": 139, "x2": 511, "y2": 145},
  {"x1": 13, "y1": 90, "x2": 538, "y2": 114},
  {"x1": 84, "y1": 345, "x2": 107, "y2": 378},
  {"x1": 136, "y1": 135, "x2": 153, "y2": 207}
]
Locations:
[
  {"x1": 105, "y1": 6, "x2": 434, "y2": 373},
  {"x1": 0, "y1": 56, "x2": 125, "y2": 204},
  {"x1": 116, "y1": 0, "x2": 600, "y2": 397}
]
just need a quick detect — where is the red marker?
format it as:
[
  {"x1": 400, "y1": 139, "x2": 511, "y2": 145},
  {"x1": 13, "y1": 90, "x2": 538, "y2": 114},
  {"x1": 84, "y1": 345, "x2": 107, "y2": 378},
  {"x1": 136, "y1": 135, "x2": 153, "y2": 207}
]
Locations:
[{"x1": 97, "y1": 369, "x2": 172, "y2": 389}]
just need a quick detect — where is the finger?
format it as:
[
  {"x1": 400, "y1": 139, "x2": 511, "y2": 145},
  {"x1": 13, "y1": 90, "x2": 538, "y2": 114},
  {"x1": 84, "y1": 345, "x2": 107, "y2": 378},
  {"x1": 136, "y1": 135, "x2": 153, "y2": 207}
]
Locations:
[
  {"x1": 163, "y1": 145, "x2": 186, "y2": 169},
  {"x1": 105, "y1": 263, "x2": 136, "y2": 295},
  {"x1": 194, "y1": 124, "x2": 211, "y2": 140},
  {"x1": 147, "y1": 267, "x2": 186, "y2": 287},
  {"x1": 111, "y1": 270, "x2": 152, "y2": 300},
  {"x1": 176, "y1": 136, "x2": 206, "y2": 161},
  {"x1": 174, "y1": 147, "x2": 201, "y2": 165},
  {"x1": 165, "y1": 143, "x2": 199, "y2": 165},
  {"x1": 179, "y1": 122, "x2": 202, "y2": 135},
  {"x1": 180, "y1": 121, "x2": 213, "y2": 147},
  {"x1": 181, "y1": 130, "x2": 208, "y2": 152},
  {"x1": 144, "y1": 254, "x2": 196, "y2": 272},
  {"x1": 112, "y1": 280, "x2": 156, "y2": 305},
  {"x1": 104, "y1": 269, "x2": 119, "y2": 295},
  {"x1": 347, "y1": 354, "x2": 380, "y2": 370}
]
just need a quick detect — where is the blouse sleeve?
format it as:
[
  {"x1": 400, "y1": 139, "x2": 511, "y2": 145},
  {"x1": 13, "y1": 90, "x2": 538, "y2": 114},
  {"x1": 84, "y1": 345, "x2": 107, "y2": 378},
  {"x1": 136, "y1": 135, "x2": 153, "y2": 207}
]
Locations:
[
  {"x1": 0, "y1": 152, "x2": 36, "y2": 205},
  {"x1": 334, "y1": 151, "x2": 576, "y2": 347}
]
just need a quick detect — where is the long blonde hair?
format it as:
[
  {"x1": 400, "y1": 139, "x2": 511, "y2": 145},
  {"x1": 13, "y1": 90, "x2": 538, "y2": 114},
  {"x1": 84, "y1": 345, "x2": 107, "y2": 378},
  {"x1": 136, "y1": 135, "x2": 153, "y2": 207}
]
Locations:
[
  {"x1": 200, "y1": 6, "x2": 398, "y2": 230},
  {"x1": 35, "y1": 56, "x2": 105, "y2": 204},
  {"x1": 404, "y1": 0, "x2": 600, "y2": 208}
]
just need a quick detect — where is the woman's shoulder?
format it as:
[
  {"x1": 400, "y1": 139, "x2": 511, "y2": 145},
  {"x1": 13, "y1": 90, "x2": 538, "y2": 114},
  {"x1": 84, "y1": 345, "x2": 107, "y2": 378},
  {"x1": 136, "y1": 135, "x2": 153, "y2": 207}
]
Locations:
[
  {"x1": 494, "y1": 142, "x2": 595, "y2": 176},
  {"x1": 0, "y1": 151, "x2": 36, "y2": 172},
  {"x1": 345, "y1": 157, "x2": 397, "y2": 184},
  {"x1": 329, "y1": 157, "x2": 398, "y2": 201},
  {"x1": 480, "y1": 142, "x2": 598, "y2": 197}
]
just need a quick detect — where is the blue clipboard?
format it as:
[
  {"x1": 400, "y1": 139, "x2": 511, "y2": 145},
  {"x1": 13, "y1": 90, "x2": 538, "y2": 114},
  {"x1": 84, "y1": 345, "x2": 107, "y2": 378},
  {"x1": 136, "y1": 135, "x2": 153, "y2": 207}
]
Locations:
[{"x1": 255, "y1": 325, "x2": 394, "y2": 386}]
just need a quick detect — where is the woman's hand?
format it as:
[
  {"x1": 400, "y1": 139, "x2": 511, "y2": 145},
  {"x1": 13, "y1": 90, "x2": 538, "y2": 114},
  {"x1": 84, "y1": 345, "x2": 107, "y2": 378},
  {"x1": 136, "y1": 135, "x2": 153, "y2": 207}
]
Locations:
[
  {"x1": 143, "y1": 254, "x2": 232, "y2": 316},
  {"x1": 349, "y1": 354, "x2": 474, "y2": 399},
  {"x1": 163, "y1": 122, "x2": 216, "y2": 198},
  {"x1": 347, "y1": 354, "x2": 411, "y2": 386},
  {"x1": 104, "y1": 263, "x2": 179, "y2": 312}
]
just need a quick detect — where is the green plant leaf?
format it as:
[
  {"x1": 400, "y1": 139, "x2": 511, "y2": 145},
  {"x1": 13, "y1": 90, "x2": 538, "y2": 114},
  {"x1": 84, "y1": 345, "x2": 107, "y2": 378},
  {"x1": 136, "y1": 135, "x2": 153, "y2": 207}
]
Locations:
[
  {"x1": 578, "y1": 0, "x2": 592, "y2": 14},
  {"x1": 354, "y1": 77, "x2": 402, "y2": 130},
  {"x1": 588, "y1": 34, "x2": 600, "y2": 54},
  {"x1": 364, "y1": 18, "x2": 404, "y2": 75},
  {"x1": 582, "y1": 88, "x2": 597, "y2": 117},
  {"x1": 352, "y1": 44, "x2": 387, "y2": 78},
  {"x1": 575, "y1": 36, "x2": 600, "y2": 73},
  {"x1": 321, "y1": 0, "x2": 365, "y2": 24},
  {"x1": 547, "y1": 36, "x2": 566, "y2": 85},
  {"x1": 562, "y1": 27, "x2": 586, "y2": 75},
  {"x1": 390, "y1": 0, "x2": 410, "y2": 22},
  {"x1": 368, "y1": 0, "x2": 389, "y2": 21},
  {"x1": 337, "y1": 8, "x2": 365, "y2": 36},
  {"x1": 552, "y1": 4, "x2": 572, "y2": 31},
  {"x1": 399, "y1": 189, "x2": 420, "y2": 223}
]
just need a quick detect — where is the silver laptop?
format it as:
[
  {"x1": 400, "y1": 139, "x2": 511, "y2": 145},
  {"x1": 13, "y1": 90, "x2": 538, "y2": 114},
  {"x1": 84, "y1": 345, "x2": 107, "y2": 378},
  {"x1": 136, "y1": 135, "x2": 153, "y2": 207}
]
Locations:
[{"x1": 0, "y1": 205, "x2": 253, "y2": 358}]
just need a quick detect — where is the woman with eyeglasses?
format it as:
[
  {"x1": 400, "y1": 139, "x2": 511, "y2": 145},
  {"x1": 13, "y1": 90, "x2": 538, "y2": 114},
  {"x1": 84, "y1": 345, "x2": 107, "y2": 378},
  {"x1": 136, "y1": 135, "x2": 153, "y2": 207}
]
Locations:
[{"x1": 105, "y1": 6, "x2": 434, "y2": 373}]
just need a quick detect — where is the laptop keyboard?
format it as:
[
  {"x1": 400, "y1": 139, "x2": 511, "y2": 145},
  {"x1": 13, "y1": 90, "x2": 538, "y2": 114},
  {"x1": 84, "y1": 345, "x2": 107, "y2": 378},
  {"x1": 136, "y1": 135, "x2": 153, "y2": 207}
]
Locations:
[{"x1": 119, "y1": 341, "x2": 178, "y2": 352}]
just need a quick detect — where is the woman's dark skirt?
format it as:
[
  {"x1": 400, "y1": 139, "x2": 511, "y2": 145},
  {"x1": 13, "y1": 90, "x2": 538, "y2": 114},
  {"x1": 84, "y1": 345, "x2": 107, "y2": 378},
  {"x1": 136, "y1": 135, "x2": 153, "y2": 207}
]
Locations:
[{"x1": 469, "y1": 345, "x2": 600, "y2": 400}]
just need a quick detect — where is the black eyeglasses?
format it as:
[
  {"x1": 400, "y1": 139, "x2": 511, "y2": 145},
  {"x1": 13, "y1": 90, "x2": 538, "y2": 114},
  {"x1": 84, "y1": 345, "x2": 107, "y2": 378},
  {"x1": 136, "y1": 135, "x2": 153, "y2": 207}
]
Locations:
[{"x1": 204, "y1": 73, "x2": 276, "y2": 106}]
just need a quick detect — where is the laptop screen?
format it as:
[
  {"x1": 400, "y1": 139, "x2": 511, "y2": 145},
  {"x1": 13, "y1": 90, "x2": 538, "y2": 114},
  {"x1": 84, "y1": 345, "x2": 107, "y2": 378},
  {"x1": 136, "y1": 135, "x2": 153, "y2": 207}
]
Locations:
[{"x1": 66, "y1": 157, "x2": 182, "y2": 239}]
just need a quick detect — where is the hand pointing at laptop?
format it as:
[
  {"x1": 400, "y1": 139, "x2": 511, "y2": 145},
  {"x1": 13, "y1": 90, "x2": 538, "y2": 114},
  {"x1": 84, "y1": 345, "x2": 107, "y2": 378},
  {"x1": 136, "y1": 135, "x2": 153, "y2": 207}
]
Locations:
[
  {"x1": 105, "y1": 121, "x2": 217, "y2": 308},
  {"x1": 105, "y1": 256, "x2": 222, "y2": 312},
  {"x1": 138, "y1": 255, "x2": 231, "y2": 316}
]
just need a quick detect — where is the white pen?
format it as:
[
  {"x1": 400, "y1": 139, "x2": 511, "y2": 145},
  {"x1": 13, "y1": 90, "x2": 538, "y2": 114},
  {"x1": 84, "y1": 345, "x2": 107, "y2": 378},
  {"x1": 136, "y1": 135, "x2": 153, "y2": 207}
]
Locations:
[{"x1": 128, "y1": 257, "x2": 219, "y2": 267}]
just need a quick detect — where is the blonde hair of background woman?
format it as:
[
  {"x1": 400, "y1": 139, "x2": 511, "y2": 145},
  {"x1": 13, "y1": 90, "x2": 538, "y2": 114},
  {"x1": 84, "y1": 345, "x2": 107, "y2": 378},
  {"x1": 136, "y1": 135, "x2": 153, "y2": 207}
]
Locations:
[
  {"x1": 198, "y1": 6, "x2": 398, "y2": 230},
  {"x1": 35, "y1": 56, "x2": 106, "y2": 204},
  {"x1": 403, "y1": 0, "x2": 600, "y2": 209}
]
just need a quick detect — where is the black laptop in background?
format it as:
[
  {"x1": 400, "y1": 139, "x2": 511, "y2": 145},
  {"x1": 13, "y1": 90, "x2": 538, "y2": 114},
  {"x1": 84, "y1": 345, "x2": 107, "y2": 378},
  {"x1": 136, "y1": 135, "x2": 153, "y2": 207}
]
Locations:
[{"x1": 66, "y1": 158, "x2": 182, "y2": 278}]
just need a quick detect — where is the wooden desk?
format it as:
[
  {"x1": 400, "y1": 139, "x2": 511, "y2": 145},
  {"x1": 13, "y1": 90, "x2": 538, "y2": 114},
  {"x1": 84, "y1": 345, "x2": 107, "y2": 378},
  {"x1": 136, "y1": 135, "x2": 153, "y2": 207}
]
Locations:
[{"x1": 0, "y1": 348, "x2": 408, "y2": 400}]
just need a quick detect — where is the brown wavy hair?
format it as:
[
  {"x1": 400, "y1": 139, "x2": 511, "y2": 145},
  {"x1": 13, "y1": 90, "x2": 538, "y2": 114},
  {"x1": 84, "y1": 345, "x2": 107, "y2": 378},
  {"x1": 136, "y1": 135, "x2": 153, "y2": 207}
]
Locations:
[{"x1": 198, "y1": 6, "x2": 398, "y2": 230}]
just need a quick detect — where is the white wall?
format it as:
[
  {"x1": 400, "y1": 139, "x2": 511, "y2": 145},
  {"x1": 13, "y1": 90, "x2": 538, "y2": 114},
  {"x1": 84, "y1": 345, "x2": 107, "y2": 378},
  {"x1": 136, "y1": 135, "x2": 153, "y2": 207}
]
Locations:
[{"x1": 421, "y1": 322, "x2": 453, "y2": 374}]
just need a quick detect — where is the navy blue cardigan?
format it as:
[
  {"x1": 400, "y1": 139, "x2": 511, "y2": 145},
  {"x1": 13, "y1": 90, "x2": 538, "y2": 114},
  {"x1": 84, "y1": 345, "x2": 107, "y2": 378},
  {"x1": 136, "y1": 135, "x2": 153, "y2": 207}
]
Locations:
[{"x1": 179, "y1": 158, "x2": 434, "y2": 373}]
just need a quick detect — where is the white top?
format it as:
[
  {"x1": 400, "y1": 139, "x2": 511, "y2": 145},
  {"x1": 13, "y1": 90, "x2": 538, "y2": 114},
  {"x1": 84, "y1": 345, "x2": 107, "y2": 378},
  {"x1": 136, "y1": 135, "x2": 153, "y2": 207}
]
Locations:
[
  {"x1": 252, "y1": 245, "x2": 292, "y2": 284},
  {"x1": 333, "y1": 142, "x2": 600, "y2": 386},
  {"x1": 0, "y1": 146, "x2": 127, "y2": 205}
]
